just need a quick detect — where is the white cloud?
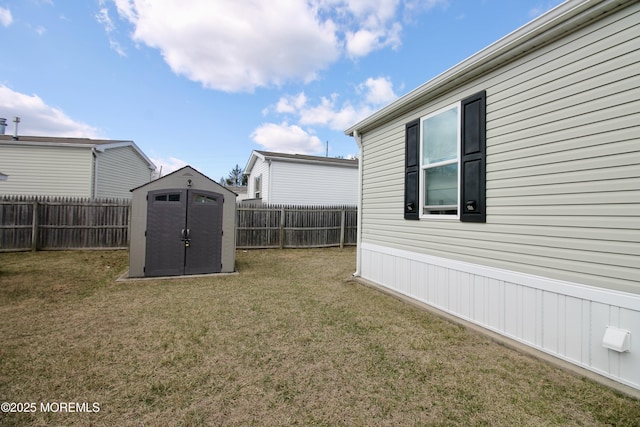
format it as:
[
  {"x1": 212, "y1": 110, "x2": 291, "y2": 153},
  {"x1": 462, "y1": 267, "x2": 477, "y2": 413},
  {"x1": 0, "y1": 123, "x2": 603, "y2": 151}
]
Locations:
[
  {"x1": 0, "y1": 85, "x2": 101, "y2": 138},
  {"x1": 0, "y1": 7, "x2": 13, "y2": 27},
  {"x1": 250, "y1": 122, "x2": 324, "y2": 154},
  {"x1": 103, "y1": 0, "x2": 447, "y2": 92},
  {"x1": 269, "y1": 76, "x2": 398, "y2": 131},
  {"x1": 150, "y1": 156, "x2": 188, "y2": 177},
  {"x1": 95, "y1": 7, "x2": 126, "y2": 56},
  {"x1": 298, "y1": 94, "x2": 362, "y2": 131},
  {"x1": 112, "y1": 0, "x2": 339, "y2": 92},
  {"x1": 276, "y1": 93, "x2": 308, "y2": 114},
  {"x1": 358, "y1": 76, "x2": 398, "y2": 105},
  {"x1": 252, "y1": 75, "x2": 398, "y2": 154},
  {"x1": 96, "y1": 8, "x2": 115, "y2": 32}
]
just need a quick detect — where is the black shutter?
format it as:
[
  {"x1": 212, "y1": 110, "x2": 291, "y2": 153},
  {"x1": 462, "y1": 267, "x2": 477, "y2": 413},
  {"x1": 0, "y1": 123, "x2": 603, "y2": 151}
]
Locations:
[
  {"x1": 460, "y1": 91, "x2": 487, "y2": 222},
  {"x1": 404, "y1": 119, "x2": 420, "y2": 220}
]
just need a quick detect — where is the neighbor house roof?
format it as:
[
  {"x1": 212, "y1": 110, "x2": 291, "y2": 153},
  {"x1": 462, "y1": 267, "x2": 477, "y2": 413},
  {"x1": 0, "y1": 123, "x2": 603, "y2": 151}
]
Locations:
[
  {"x1": 244, "y1": 150, "x2": 357, "y2": 175},
  {"x1": 344, "y1": 0, "x2": 626, "y2": 137},
  {"x1": 0, "y1": 135, "x2": 156, "y2": 170}
]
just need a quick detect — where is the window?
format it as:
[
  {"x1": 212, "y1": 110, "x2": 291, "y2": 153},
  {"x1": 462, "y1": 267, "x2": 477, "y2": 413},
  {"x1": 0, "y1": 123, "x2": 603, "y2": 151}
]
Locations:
[
  {"x1": 421, "y1": 104, "x2": 460, "y2": 217},
  {"x1": 194, "y1": 194, "x2": 216, "y2": 204},
  {"x1": 404, "y1": 90, "x2": 486, "y2": 222},
  {"x1": 154, "y1": 193, "x2": 181, "y2": 202},
  {"x1": 254, "y1": 175, "x2": 262, "y2": 199}
]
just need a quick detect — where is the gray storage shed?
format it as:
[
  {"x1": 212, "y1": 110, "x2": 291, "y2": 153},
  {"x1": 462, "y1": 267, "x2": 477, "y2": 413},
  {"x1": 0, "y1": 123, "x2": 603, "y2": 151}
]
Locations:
[{"x1": 129, "y1": 166, "x2": 236, "y2": 277}]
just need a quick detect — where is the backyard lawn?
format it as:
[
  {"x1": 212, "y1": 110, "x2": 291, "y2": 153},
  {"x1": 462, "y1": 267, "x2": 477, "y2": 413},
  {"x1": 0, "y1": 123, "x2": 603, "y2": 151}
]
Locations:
[{"x1": 0, "y1": 248, "x2": 639, "y2": 426}]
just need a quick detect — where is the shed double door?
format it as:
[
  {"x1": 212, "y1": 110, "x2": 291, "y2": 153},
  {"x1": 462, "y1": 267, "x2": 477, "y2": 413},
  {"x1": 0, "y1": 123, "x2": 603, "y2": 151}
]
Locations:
[{"x1": 145, "y1": 189, "x2": 223, "y2": 277}]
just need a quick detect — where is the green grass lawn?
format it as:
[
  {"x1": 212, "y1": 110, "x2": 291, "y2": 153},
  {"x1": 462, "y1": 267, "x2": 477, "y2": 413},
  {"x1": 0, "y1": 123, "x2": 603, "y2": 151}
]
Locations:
[{"x1": 0, "y1": 248, "x2": 638, "y2": 426}]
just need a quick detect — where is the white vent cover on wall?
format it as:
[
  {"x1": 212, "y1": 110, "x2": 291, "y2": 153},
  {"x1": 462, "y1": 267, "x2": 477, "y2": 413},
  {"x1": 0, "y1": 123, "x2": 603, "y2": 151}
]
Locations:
[{"x1": 602, "y1": 326, "x2": 631, "y2": 353}]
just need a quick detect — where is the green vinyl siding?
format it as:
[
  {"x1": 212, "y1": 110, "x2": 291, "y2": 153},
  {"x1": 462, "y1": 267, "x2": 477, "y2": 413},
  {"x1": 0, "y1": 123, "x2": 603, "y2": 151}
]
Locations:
[
  {"x1": 359, "y1": 2, "x2": 640, "y2": 294},
  {"x1": 0, "y1": 144, "x2": 93, "y2": 197},
  {"x1": 96, "y1": 146, "x2": 152, "y2": 199}
]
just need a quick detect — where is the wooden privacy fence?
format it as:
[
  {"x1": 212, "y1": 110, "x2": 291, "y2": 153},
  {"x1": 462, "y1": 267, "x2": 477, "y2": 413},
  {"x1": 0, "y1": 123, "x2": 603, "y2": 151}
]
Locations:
[
  {"x1": 0, "y1": 196, "x2": 130, "y2": 251},
  {"x1": 236, "y1": 204, "x2": 357, "y2": 249},
  {"x1": 0, "y1": 197, "x2": 358, "y2": 251}
]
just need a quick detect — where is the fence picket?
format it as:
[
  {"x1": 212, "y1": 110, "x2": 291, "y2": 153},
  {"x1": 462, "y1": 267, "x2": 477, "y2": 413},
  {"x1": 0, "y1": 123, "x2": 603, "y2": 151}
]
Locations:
[
  {"x1": 235, "y1": 203, "x2": 357, "y2": 249},
  {"x1": 1, "y1": 195, "x2": 131, "y2": 251},
  {"x1": 1, "y1": 196, "x2": 358, "y2": 251}
]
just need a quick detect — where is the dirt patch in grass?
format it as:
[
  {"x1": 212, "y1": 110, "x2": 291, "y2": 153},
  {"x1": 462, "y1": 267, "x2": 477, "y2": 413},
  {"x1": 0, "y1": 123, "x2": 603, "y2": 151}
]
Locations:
[{"x1": 0, "y1": 248, "x2": 638, "y2": 426}]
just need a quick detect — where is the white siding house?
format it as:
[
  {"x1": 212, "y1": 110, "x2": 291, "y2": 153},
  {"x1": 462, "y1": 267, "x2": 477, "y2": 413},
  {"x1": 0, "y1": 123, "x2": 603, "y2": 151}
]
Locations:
[
  {"x1": 243, "y1": 150, "x2": 358, "y2": 205},
  {"x1": 0, "y1": 135, "x2": 155, "y2": 199},
  {"x1": 345, "y1": 0, "x2": 640, "y2": 393}
]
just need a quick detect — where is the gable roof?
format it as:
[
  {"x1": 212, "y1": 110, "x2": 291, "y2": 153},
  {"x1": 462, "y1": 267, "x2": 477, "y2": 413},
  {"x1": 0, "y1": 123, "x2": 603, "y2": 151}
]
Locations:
[
  {"x1": 130, "y1": 165, "x2": 237, "y2": 196},
  {"x1": 0, "y1": 135, "x2": 156, "y2": 170},
  {"x1": 244, "y1": 150, "x2": 358, "y2": 175},
  {"x1": 345, "y1": 0, "x2": 627, "y2": 137}
]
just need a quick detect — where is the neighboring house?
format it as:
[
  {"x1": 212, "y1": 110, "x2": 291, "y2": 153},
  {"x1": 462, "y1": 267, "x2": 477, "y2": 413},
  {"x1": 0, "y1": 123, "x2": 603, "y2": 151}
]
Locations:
[
  {"x1": 227, "y1": 185, "x2": 249, "y2": 202},
  {"x1": 243, "y1": 150, "x2": 358, "y2": 205},
  {"x1": 345, "y1": 0, "x2": 639, "y2": 393},
  {"x1": 0, "y1": 135, "x2": 156, "y2": 199}
]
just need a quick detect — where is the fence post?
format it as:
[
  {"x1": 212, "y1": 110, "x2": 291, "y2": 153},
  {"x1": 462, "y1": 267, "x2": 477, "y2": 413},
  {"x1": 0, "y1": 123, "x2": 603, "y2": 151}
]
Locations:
[
  {"x1": 279, "y1": 207, "x2": 285, "y2": 249},
  {"x1": 340, "y1": 209, "x2": 346, "y2": 249},
  {"x1": 31, "y1": 200, "x2": 39, "y2": 251}
]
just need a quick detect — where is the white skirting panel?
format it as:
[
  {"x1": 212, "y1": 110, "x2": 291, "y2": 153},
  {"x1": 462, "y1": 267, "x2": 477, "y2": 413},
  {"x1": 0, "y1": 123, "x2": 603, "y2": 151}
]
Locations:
[{"x1": 359, "y1": 242, "x2": 640, "y2": 391}]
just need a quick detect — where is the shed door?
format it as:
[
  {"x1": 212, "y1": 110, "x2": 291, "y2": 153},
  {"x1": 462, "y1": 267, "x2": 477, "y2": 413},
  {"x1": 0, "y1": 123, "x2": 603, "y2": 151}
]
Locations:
[
  {"x1": 145, "y1": 189, "x2": 187, "y2": 276},
  {"x1": 184, "y1": 191, "x2": 223, "y2": 275},
  {"x1": 145, "y1": 189, "x2": 223, "y2": 277}
]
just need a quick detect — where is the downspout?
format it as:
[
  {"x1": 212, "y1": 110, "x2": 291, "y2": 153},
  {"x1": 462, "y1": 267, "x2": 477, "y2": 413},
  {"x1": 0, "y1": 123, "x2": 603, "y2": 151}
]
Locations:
[
  {"x1": 352, "y1": 130, "x2": 363, "y2": 277},
  {"x1": 267, "y1": 158, "x2": 272, "y2": 204},
  {"x1": 91, "y1": 148, "x2": 98, "y2": 199}
]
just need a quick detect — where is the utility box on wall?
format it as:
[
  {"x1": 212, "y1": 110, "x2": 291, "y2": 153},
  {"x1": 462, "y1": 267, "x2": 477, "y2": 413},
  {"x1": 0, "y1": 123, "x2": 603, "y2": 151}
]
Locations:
[{"x1": 128, "y1": 166, "x2": 237, "y2": 277}]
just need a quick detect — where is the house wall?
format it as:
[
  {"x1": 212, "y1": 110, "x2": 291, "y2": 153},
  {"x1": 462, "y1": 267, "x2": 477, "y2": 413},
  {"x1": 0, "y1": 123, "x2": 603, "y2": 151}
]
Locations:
[
  {"x1": 0, "y1": 143, "x2": 93, "y2": 197},
  {"x1": 96, "y1": 146, "x2": 153, "y2": 199},
  {"x1": 357, "y1": 3, "x2": 640, "y2": 390},
  {"x1": 247, "y1": 157, "x2": 270, "y2": 201},
  {"x1": 269, "y1": 160, "x2": 358, "y2": 205}
]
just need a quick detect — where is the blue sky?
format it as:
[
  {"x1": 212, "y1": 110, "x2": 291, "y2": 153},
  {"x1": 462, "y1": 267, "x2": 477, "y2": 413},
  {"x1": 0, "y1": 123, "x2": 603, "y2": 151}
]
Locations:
[{"x1": 0, "y1": 0, "x2": 563, "y2": 181}]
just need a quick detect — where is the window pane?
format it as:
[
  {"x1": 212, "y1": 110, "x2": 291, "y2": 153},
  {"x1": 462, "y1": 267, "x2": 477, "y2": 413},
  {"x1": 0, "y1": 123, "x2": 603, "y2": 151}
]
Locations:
[
  {"x1": 194, "y1": 194, "x2": 216, "y2": 203},
  {"x1": 424, "y1": 163, "x2": 458, "y2": 206},
  {"x1": 423, "y1": 106, "x2": 458, "y2": 164},
  {"x1": 168, "y1": 193, "x2": 181, "y2": 202}
]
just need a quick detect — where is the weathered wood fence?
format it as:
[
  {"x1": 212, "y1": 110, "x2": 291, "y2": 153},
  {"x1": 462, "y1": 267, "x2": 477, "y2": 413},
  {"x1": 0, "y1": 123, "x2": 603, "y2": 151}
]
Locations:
[
  {"x1": 236, "y1": 204, "x2": 357, "y2": 249},
  {"x1": 0, "y1": 196, "x2": 130, "y2": 251},
  {"x1": 0, "y1": 196, "x2": 357, "y2": 251}
]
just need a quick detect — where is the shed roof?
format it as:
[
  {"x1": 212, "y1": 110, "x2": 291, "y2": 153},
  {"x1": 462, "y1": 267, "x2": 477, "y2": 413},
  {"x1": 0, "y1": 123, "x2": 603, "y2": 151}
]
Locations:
[
  {"x1": 344, "y1": 0, "x2": 627, "y2": 137},
  {"x1": 244, "y1": 150, "x2": 357, "y2": 175},
  {"x1": 0, "y1": 135, "x2": 156, "y2": 170},
  {"x1": 130, "y1": 165, "x2": 237, "y2": 196}
]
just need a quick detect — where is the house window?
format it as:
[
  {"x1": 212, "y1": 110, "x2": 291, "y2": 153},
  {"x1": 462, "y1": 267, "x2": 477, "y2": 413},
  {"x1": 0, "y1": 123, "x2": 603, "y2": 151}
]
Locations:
[
  {"x1": 404, "y1": 90, "x2": 486, "y2": 222},
  {"x1": 254, "y1": 175, "x2": 262, "y2": 199},
  {"x1": 421, "y1": 104, "x2": 460, "y2": 217}
]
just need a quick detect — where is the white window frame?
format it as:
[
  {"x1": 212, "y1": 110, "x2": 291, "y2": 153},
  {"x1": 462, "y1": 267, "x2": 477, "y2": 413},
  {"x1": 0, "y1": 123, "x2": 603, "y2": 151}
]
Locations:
[
  {"x1": 419, "y1": 102, "x2": 461, "y2": 219},
  {"x1": 254, "y1": 174, "x2": 262, "y2": 199}
]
